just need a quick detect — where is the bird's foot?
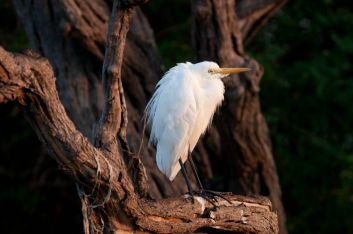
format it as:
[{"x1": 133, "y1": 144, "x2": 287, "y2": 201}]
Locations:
[
  {"x1": 199, "y1": 189, "x2": 233, "y2": 205},
  {"x1": 184, "y1": 190, "x2": 217, "y2": 208},
  {"x1": 192, "y1": 190, "x2": 218, "y2": 208},
  {"x1": 188, "y1": 190, "x2": 195, "y2": 203},
  {"x1": 185, "y1": 190, "x2": 233, "y2": 209}
]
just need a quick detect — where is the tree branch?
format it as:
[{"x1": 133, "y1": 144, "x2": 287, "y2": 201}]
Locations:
[
  {"x1": 0, "y1": 45, "x2": 141, "y2": 232},
  {"x1": 92, "y1": 0, "x2": 149, "y2": 197},
  {"x1": 94, "y1": 1, "x2": 132, "y2": 146},
  {"x1": 236, "y1": 0, "x2": 288, "y2": 45},
  {"x1": 0, "y1": 47, "x2": 109, "y2": 190}
]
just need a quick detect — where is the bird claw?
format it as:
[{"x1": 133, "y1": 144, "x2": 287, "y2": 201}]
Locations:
[
  {"x1": 201, "y1": 190, "x2": 233, "y2": 205},
  {"x1": 185, "y1": 190, "x2": 216, "y2": 207},
  {"x1": 185, "y1": 189, "x2": 233, "y2": 209},
  {"x1": 192, "y1": 190, "x2": 218, "y2": 208},
  {"x1": 187, "y1": 191, "x2": 195, "y2": 204}
]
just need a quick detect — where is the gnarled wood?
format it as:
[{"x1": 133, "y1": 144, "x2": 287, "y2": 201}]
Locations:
[{"x1": 92, "y1": 0, "x2": 148, "y2": 197}]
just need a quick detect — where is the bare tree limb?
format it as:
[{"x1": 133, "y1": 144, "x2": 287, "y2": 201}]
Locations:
[
  {"x1": 236, "y1": 0, "x2": 288, "y2": 45},
  {"x1": 94, "y1": 1, "x2": 132, "y2": 147},
  {"x1": 91, "y1": 0, "x2": 149, "y2": 197},
  {"x1": 0, "y1": 45, "x2": 144, "y2": 231}
]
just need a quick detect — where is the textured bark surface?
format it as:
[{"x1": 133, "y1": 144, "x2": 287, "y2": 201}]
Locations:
[{"x1": 1, "y1": 0, "x2": 288, "y2": 233}]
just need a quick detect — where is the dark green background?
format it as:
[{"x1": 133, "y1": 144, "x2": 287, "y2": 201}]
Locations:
[{"x1": 1, "y1": 0, "x2": 352, "y2": 233}]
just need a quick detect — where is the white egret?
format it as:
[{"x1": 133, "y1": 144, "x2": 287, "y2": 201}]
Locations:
[{"x1": 145, "y1": 61, "x2": 250, "y2": 203}]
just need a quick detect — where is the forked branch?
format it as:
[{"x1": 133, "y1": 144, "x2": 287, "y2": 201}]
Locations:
[{"x1": 92, "y1": 0, "x2": 148, "y2": 197}]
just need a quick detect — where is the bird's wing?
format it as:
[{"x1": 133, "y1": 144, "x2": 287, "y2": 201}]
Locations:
[{"x1": 145, "y1": 64, "x2": 200, "y2": 180}]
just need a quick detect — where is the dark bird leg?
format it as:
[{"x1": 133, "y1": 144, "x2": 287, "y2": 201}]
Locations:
[
  {"x1": 188, "y1": 148, "x2": 233, "y2": 205},
  {"x1": 179, "y1": 158, "x2": 194, "y2": 202},
  {"x1": 187, "y1": 152, "x2": 204, "y2": 191},
  {"x1": 179, "y1": 159, "x2": 217, "y2": 207}
]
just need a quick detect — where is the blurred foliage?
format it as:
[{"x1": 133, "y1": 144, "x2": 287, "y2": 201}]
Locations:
[
  {"x1": 247, "y1": 0, "x2": 353, "y2": 233},
  {"x1": 1, "y1": 0, "x2": 353, "y2": 233}
]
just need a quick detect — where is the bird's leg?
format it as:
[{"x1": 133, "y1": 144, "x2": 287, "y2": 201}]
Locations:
[
  {"x1": 188, "y1": 148, "x2": 233, "y2": 205},
  {"x1": 179, "y1": 158, "x2": 194, "y2": 203},
  {"x1": 179, "y1": 158, "x2": 217, "y2": 207},
  {"x1": 188, "y1": 149, "x2": 204, "y2": 191}
]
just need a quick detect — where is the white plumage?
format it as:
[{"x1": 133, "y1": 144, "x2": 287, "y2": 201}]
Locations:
[{"x1": 145, "y1": 61, "x2": 249, "y2": 181}]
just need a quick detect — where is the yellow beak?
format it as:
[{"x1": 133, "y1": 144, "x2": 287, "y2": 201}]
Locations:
[{"x1": 212, "y1": 67, "x2": 251, "y2": 74}]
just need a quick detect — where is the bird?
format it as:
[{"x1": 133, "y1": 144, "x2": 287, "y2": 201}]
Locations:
[{"x1": 145, "y1": 61, "x2": 250, "y2": 203}]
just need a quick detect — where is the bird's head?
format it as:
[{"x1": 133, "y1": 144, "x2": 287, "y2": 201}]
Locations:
[{"x1": 190, "y1": 61, "x2": 251, "y2": 80}]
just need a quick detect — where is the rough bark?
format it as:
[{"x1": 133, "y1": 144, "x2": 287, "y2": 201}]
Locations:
[
  {"x1": 1, "y1": 0, "x2": 288, "y2": 233},
  {"x1": 191, "y1": 1, "x2": 287, "y2": 234}
]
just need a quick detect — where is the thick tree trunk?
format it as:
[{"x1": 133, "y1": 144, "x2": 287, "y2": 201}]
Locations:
[{"x1": 1, "y1": 0, "x2": 287, "y2": 233}]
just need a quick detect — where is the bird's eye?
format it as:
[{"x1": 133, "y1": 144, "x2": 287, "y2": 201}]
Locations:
[{"x1": 208, "y1": 69, "x2": 212, "y2": 73}]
